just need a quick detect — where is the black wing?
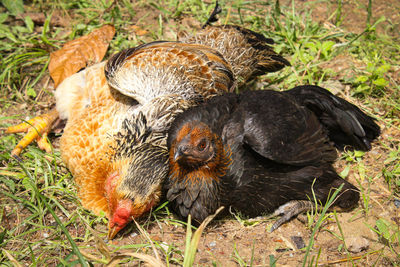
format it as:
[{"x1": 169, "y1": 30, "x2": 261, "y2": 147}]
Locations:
[
  {"x1": 238, "y1": 90, "x2": 337, "y2": 166},
  {"x1": 286, "y1": 85, "x2": 380, "y2": 151}
]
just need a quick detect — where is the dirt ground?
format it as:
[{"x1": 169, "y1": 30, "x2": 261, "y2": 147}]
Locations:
[
  {"x1": 2, "y1": 0, "x2": 400, "y2": 266},
  {"x1": 288, "y1": 0, "x2": 400, "y2": 37}
]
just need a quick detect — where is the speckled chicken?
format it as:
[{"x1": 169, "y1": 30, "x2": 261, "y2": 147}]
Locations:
[
  {"x1": 8, "y1": 25, "x2": 289, "y2": 238},
  {"x1": 166, "y1": 85, "x2": 380, "y2": 228}
]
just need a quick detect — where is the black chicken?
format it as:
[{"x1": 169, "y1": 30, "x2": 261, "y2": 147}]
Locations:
[{"x1": 166, "y1": 85, "x2": 380, "y2": 229}]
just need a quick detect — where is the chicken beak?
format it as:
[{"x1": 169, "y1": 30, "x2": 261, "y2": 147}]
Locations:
[
  {"x1": 174, "y1": 144, "x2": 190, "y2": 161},
  {"x1": 107, "y1": 225, "x2": 120, "y2": 240},
  {"x1": 174, "y1": 149, "x2": 183, "y2": 161}
]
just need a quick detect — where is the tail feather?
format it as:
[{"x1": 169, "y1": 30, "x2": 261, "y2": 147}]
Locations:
[
  {"x1": 280, "y1": 166, "x2": 359, "y2": 210},
  {"x1": 202, "y1": 1, "x2": 222, "y2": 29},
  {"x1": 312, "y1": 166, "x2": 360, "y2": 210},
  {"x1": 287, "y1": 85, "x2": 380, "y2": 151}
]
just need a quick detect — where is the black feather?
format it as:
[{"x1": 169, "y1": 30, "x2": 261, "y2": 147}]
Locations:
[{"x1": 202, "y1": 1, "x2": 222, "y2": 29}]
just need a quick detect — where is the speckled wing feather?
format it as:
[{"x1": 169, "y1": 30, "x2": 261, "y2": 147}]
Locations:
[
  {"x1": 238, "y1": 90, "x2": 337, "y2": 165},
  {"x1": 104, "y1": 41, "x2": 234, "y2": 104},
  {"x1": 181, "y1": 25, "x2": 290, "y2": 84}
]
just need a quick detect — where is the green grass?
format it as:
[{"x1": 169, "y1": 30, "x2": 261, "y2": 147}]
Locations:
[{"x1": 1, "y1": 0, "x2": 400, "y2": 265}]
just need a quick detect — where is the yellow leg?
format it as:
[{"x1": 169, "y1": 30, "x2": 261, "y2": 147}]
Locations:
[{"x1": 6, "y1": 108, "x2": 59, "y2": 157}]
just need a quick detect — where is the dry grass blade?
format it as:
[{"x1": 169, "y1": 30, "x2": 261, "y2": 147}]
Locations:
[
  {"x1": 2, "y1": 249, "x2": 23, "y2": 267},
  {"x1": 107, "y1": 252, "x2": 164, "y2": 267},
  {"x1": 49, "y1": 24, "x2": 115, "y2": 87},
  {"x1": 184, "y1": 206, "x2": 224, "y2": 267},
  {"x1": 0, "y1": 170, "x2": 20, "y2": 177},
  {"x1": 79, "y1": 250, "x2": 108, "y2": 264},
  {"x1": 317, "y1": 250, "x2": 381, "y2": 265},
  {"x1": 133, "y1": 219, "x2": 164, "y2": 266},
  {"x1": 85, "y1": 226, "x2": 112, "y2": 260}
]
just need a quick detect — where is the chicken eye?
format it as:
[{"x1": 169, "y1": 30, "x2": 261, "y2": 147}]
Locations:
[{"x1": 197, "y1": 139, "x2": 207, "y2": 151}]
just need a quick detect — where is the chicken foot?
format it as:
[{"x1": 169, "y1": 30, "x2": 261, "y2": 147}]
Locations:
[
  {"x1": 6, "y1": 108, "x2": 59, "y2": 158},
  {"x1": 270, "y1": 200, "x2": 317, "y2": 232}
]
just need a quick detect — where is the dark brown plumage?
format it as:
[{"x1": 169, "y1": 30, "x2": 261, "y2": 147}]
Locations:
[{"x1": 166, "y1": 85, "x2": 380, "y2": 228}]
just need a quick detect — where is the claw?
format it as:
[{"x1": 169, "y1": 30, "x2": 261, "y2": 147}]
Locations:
[
  {"x1": 6, "y1": 108, "x2": 59, "y2": 157},
  {"x1": 270, "y1": 200, "x2": 315, "y2": 232},
  {"x1": 37, "y1": 132, "x2": 52, "y2": 152}
]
